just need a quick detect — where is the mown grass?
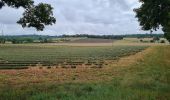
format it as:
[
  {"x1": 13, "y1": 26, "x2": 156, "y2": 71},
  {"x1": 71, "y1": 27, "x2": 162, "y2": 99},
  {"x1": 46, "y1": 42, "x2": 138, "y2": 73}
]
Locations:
[{"x1": 0, "y1": 46, "x2": 169, "y2": 100}]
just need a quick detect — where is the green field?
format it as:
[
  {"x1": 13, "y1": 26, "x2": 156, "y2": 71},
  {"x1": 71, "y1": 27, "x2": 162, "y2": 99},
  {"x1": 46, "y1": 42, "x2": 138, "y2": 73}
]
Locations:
[{"x1": 0, "y1": 45, "x2": 147, "y2": 69}]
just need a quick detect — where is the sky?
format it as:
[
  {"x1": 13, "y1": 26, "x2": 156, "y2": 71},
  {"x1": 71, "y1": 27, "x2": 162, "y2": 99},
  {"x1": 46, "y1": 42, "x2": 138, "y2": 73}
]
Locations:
[{"x1": 0, "y1": 0, "x2": 162, "y2": 36}]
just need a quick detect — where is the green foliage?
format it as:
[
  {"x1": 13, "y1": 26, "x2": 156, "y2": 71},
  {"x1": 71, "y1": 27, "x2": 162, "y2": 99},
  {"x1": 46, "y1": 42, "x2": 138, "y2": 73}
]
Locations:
[
  {"x1": 11, "y1": 38, "x2": 34, "y2": 44},
  {"x1": 134, "y1": 0, "x2": 170, "y2": 42},
  {"x1": 150, "y1": 40, "x2": 154, "y2": 43},
  {"x1": 25, "y1": 38, "x2": 34, "y2": 43},
  {"x1": 0, "y1": 0, "x2": 56, "y2": 31},
  {"x1": 62, "y1": 34, "x2": 164, "y2": 39},
  {"x1": 134, "y1": 0, "x2": 170, "y2": 31},
  {"x1": 2, "y1": 35, "x2": 53, "y2": 44},
  {"x1": 163, "y1": 24, "x2": 170, "y2": 42},
  {"x1": 11, "y1": 38, "x2": 23, "y2": 44},
  {"x1": 1, "y1": 34, "x2": 165, "y2": 44},
  {"x1": 0, "y1": 0, "x2": 34, "y2": 9},
  {"x1": 0, "y1": 36, "x2": 5, "y2": 44},
  {"x1": 160, "y1": 40, "x2": 165, "y2": 43},
  {"x1": 5, "y1": 35, "x2": 51, "y2": 41},
  {"x1": 17, "y1": 3, "x2": 56, "y2": 31}
]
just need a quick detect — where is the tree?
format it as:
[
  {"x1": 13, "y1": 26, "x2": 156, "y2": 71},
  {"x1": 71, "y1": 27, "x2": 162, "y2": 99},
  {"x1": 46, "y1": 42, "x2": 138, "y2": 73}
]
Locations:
[
  {"x1": 0, "y1": 0, "x2": 56, "y2": 31},
  {"x1": 134, "y1": 0, "x2": 170, "y2": 42}
]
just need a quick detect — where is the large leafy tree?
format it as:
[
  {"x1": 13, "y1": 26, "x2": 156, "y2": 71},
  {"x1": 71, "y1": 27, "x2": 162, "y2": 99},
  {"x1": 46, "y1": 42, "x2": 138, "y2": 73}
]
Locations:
[
  {"x1": 0, "y1": 0, "x2": 56, "y2": 31},
  {"x1": 134, "y1": 0, "x2": 170, "y2": 42}
]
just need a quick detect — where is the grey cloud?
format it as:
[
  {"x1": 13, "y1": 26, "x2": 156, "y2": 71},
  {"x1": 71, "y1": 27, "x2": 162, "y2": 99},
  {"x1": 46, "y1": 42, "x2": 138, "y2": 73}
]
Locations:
[
  {"x1": 0, "y1": 7, "x2": 24, "y2": 24},
  {"x1": 0, "y1": 0, "x2": 162, "y2": 35}
]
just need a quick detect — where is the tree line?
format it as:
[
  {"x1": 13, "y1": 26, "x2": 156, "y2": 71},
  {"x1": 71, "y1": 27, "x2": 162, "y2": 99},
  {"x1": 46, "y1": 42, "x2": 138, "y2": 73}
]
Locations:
[
  {"x1": 0, "y1": 34, "x2": 165, "y2": 44},
  {"x1": 62, "y1": 34, "x2": 164, "y2": 39},
  {"x1": 0, "y1": 35, "x2": 53, "y2": 44}
]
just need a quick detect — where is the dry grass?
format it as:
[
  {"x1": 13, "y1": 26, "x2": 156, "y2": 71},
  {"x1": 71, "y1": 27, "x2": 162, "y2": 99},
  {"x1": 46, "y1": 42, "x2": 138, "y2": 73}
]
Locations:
[{"x1": 110, "y1": 46, "x2": 153, "y2": 67}]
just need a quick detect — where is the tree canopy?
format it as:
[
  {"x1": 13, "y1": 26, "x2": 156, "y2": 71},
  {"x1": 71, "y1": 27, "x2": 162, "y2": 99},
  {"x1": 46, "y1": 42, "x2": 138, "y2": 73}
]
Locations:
[
  {"x1": 0, "y1": 0, "x2": 56, "y2": 31},
  {"x1": 134, "y1": 0, "x2": 170, "y2": 42}
]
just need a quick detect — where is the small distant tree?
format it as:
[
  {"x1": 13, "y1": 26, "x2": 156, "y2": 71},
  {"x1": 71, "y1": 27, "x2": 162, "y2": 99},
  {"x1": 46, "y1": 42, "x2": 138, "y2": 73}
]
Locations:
[
  {"x1": 134, "y1": 0, "x2": 170, "y2": 42},
  {"x1": 160, "y1": 40, "x2": 166, "y2": 43},
  {"x1": 0, "y1": 0, "x2": 56, "y2": 31},
  {"x1": 150, "y1": 40, "x2": 154, "y2": 43},
  {"x1": 140, "y1": 39, "x2": 143, "y2": 42}
]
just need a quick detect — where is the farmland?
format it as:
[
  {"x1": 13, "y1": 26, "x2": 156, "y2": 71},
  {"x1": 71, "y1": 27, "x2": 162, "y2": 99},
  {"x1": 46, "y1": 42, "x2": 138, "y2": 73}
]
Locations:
[
  {"x1": 0, "y1": 45, "x2": 169, "y2": 100},
  {"x1": 0, "y1": 44, "x2": 147, "y2": 69},
  {"x1": 0, "y1": 37, "x2": 169, "y2": 100}
]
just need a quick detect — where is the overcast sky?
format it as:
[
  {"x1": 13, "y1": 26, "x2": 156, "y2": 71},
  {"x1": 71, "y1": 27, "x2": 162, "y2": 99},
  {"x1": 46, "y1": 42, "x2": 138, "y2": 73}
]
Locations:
[{"x1": 0, "y1": 0, "x2": 162, "y2": 35}]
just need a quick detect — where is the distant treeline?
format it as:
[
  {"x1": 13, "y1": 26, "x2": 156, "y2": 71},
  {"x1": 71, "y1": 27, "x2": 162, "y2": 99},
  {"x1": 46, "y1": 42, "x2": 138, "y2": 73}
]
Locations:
[
  {"x1": 123, "y1": 34, "x2": 164, "y2": 38},
  {"x1": 0, "y1": 34, "x2": 164, "y2": 44},
  {"x1": 62, "y1": 34, "x2": 123, "y2": 40},
  {"x1": 0, "y1": 35, "x2": 53, "y2": 44},
  {"x1": 62, "y1": 34, "x2": 164, "y2": 39}
]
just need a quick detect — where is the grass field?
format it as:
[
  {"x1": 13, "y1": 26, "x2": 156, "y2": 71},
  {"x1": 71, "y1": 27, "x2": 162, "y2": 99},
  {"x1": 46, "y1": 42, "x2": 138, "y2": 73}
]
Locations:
[
  {"x1": 0, "y1": 44, "x2": 147, "y2": 69},
  {"x1": 0, "y1": 45, "x2": 169, "y2": 100}
]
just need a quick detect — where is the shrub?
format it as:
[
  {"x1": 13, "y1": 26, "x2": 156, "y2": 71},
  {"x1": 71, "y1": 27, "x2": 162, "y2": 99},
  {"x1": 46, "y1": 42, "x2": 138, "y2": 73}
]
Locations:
[
  {"x1": 160, "y1": 40, "x2": 165, "y2": 43},
  {"x1": 47, "y1": 66, "x2": 51, "y2": 69},
  {"x1": 150, "y1": 40, "x2": 154, "y2": 43}
]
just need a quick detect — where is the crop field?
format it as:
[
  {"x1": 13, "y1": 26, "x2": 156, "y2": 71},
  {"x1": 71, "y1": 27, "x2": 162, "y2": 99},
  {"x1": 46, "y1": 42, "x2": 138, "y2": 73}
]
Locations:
[{"x1": 0, "y1": 45, "x2": 148, "y2": 69}]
